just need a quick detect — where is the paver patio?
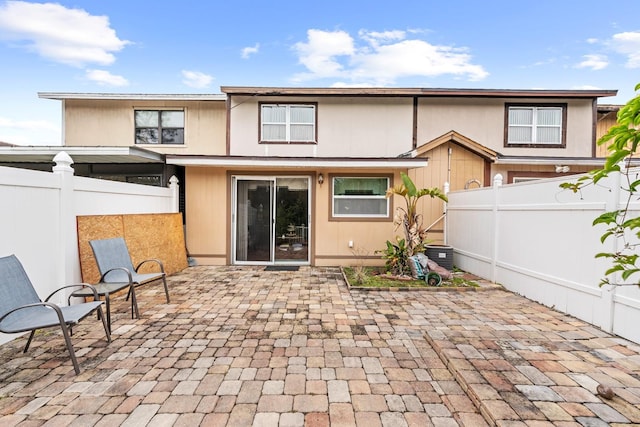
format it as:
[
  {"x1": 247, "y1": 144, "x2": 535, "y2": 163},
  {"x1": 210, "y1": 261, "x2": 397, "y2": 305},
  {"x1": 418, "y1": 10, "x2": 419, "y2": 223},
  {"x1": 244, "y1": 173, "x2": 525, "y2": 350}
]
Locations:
[{"x1": 1, "y1": 266, "x2": 640, "y2": 426}]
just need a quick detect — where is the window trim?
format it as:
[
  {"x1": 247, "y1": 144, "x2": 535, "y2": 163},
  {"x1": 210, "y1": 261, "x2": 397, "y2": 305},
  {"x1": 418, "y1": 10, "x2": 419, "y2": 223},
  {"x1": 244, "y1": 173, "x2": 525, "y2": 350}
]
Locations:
[
  {"x1": 329, "y1": 174, "x2": 393, "y2": 221},
  {"x1": 259, "y1": 102, "x2": 318, "y2": 144},
  {"x1": 504, "y1": 103, "x2": 567, "y2": 148},
  {"x1": 134, "y1": 108, "x2": 185, "y2": 145}
]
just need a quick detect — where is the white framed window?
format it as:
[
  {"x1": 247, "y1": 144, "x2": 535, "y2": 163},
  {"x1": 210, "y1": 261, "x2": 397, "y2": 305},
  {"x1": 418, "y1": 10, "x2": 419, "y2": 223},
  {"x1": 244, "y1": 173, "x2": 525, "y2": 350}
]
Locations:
[
  {"x1": 260, "y1": 103, "x2": 316, "y2": 143},
  {"x1": 135, "y1": 110, "x2": 184, "y2": 145},
  {"x1": 512, "y1": 177, "x2": 540, "y2": 184},
  {"x1": 506, "y1": 104, "x2": 565, "y2": 147},
  {"x1": 332, "y1": 176, "x2": 390, "y2": 218}
]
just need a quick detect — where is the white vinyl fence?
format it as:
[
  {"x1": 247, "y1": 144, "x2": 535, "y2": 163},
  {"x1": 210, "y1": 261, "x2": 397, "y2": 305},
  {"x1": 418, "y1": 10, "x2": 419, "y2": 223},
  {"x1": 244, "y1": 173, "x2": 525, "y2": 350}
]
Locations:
[
  {"x1": 447, "y1": 168, "x2": 640, "y2": 343},
  {"x1": 0, "y1": 152, "x2": 179, "y2": 344}
]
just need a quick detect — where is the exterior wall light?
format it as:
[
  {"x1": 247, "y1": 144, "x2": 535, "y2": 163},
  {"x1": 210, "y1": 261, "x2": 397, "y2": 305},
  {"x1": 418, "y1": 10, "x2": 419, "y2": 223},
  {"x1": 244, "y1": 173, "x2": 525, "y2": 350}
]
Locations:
[{"x1": 318, "y1": 173, "x2": 324, "y2": 184}]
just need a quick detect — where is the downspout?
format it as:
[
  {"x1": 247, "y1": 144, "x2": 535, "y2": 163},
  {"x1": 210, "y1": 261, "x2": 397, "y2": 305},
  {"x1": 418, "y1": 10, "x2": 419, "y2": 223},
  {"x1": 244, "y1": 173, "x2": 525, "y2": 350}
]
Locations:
[
  {"x1": 444, "y1": 147, "x2": 452, "y2": 245},
  {"x1": 412, "y1": 97, "x2": 418, "y2": 150},
  {"x1": 60, "y1": 99, "x2": 66, "y2": 145},
  {"x1": 447, "y1": 147, "x2": 452, "y2": 188}
]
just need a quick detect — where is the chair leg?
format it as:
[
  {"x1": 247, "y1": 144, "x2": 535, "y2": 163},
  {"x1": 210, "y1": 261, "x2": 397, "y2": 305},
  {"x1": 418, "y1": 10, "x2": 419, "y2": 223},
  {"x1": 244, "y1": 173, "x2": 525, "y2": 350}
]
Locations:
[
  {"x1": 162, "y1": 277, "x2": 170, "y2": 303},
  {"x1": 96, "y1": 305, "x2": 112, "y2": 343},
  {"x1": 59, "y1": 322, "x2": 80, "y2": 375},
  {"x1": 105, "y1": 294, "x2": 112, "y2": 333},
  {"x1": 129, "y1": 285, "x2": 140, "y2": 319},
  {"x1": 23, "y1": 330, "x2": 36, "y2": 353}
]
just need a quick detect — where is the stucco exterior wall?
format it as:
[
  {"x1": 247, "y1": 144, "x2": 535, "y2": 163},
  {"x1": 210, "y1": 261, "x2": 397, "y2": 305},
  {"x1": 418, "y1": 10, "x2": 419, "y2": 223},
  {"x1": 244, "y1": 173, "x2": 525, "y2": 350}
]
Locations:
[
  {"x1": 228, "y1": 96, "x2": 414, "y2": 158},
  {"x1": 63, "y1": 99, "x2": 226, "y2": 155},
  {"x1": 313, "y1": 169, "x2": 400, "y2": 266},
  {"x1": 417, "y1": 97, "x2": 595, "y2": 157},
  {"x1": 183, "y1": 166, "x2": 407, "y2": 266}
]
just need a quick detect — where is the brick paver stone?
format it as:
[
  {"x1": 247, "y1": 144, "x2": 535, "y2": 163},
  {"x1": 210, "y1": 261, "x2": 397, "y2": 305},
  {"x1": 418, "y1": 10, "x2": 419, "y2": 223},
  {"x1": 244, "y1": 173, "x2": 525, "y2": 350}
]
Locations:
[
  {"x1": 0, "y1": 266, "x2": 638, "y2": 427},
  {"x1": 328, "y1": 380, "x2": 351, "y2": 403}
]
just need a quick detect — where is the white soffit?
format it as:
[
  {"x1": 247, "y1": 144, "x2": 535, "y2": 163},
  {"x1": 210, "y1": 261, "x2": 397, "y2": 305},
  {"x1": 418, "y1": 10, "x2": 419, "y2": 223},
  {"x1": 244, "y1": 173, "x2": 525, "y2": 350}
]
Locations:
[
  {"x1": 166, "y1": 156, "x2": 428, "y2": 169},
  {"x1": 494, "y1": 157, "x2": 606, "y2": 166},
  {"x1": 0, "y1": 146, "x2": 164, "y2": 164}
]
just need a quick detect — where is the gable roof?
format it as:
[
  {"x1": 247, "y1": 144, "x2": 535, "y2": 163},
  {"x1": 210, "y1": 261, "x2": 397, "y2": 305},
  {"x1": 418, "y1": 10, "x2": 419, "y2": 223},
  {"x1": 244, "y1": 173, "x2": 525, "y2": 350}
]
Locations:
[{"x1": 416, "y1": 131, "x2": 498, "y2": 161}]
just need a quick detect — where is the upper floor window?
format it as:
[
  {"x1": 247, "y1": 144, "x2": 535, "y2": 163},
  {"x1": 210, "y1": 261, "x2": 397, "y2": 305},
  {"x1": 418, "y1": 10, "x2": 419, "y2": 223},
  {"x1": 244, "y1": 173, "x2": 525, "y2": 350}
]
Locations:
[
  {"x1": 505, "y1": 104, "x2": 566, "y2": 148},
  {"x1": 135, "y1": 110, "x2": 184, "y2": 144},
  {"x1": 332, "y1": 176, "x2": 390, "y2": 219},
  {"x1": 260, "y1": 103, "x2": 316, "y2": 143}
]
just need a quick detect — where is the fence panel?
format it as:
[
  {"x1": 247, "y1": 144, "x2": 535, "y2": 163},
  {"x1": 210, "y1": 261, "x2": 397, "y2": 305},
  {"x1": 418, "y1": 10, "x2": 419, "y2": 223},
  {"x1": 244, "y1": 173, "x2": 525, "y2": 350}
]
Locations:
[
  {"x1": 447, "y1": 169, "x2": 640, "y2": 343},
  {"x1": 0, "y1": 154, "x2": 177, "y2": 344}
]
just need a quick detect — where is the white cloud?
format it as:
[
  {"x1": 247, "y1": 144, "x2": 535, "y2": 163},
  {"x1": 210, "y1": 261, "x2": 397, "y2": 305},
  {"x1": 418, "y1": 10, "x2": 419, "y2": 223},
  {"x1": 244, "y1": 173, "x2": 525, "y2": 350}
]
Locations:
[
  {"x1": 86, "y1": 69, "x2": 128, "y2": 86},
  {"x1": 293, "y1": 29, "x2": 355, "y2": 78},
  {"x1": 182, "y1": 70, "x2": 213, "y2": 88},
  {"x1": 358, "y1": 29, "x2": 405, "y2": 48},
  {"x1": 291, "y1": 29, "x2": 487, "y2": 85},
  {"x1": 0, "y1": 1, "x2": 129, "y2": 67},
  {"x1": 0, "y1": 116, "x2": 60, "y2": 145},
  {"x1": 576, "y1": 54, "x2": 608, "y2": 70},
  {"x1": 610, "y1": 31, "x2": 640, "y2": 68},
  {"x1": 241, "y1": 43, "x2": 259, "y2": 59}
]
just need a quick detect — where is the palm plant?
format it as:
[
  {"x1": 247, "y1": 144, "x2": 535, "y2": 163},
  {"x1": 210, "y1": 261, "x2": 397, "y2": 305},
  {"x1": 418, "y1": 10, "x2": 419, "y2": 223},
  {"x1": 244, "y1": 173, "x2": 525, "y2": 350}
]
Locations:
[{"x1": 386, "y1": 172, "x2": 448, "y2": 257}]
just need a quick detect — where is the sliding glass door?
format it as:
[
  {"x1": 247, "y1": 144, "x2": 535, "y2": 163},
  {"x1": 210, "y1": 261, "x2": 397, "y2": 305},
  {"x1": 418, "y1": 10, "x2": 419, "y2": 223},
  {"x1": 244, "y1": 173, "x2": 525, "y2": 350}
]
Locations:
[{"x1": 233, "y1": 176, "x2": 310, "y2": 264}]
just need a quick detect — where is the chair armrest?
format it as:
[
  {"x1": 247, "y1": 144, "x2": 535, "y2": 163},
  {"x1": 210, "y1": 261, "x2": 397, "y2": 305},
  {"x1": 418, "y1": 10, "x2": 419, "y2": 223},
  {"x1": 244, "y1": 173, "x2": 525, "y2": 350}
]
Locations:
[
  {"x1": 135, "y1": 259, "x2": 165, "y2": 274},
  {"x1": 101, "y1": 267, "x2": 134, "y2": 283},
  {"x1": 0, "y1": 301, "x2": 65, "y2": 326},
  {"x1": 45, "y1": 283, "x2": 99, "y2": 302}
]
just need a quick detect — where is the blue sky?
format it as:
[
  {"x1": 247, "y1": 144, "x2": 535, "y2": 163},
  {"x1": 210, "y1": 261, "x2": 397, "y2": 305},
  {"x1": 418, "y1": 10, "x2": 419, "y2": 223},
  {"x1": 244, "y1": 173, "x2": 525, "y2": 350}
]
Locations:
[{"x1": 0, "y1": 0, "x2": 639, "y2": 145}]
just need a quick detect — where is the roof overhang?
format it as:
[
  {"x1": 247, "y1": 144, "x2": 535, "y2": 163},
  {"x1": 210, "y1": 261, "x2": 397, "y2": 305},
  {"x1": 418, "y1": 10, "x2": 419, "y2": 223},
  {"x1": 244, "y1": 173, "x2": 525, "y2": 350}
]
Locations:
[
  {"x1": 166, "y1": 155, "x2": 428, "y2": 169},
  {"x1": 494, "y1": 156, "x2": 640, "y2": 167},
  {"x1": 38, "y1": 92, "x2": 226, "y2": 101},
  {"x1": 221, "y1": 86, "x2": 618, "y2": 99},
  {"x1": 0, "y1": 146, "x2": 165, "y2": 164}
]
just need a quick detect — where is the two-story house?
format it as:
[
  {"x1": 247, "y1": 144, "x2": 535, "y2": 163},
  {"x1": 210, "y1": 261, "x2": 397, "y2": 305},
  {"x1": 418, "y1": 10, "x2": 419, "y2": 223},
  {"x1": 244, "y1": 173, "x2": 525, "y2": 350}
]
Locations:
[{"x1": 0, "y1": 87, "x2": 617, "y2": 267}]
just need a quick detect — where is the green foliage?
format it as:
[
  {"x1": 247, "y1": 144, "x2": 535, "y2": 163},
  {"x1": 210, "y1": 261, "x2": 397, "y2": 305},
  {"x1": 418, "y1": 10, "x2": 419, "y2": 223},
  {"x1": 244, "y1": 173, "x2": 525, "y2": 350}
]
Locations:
[
  {"x1": 561, "y1": 82, "x2": 640, "y2": 286},
  {"x1": 377, "y1": 238, "x2": 410, "y2": 276},
  {"x1": 385, "y1": 172, "x2": 448, "y2": 258}
]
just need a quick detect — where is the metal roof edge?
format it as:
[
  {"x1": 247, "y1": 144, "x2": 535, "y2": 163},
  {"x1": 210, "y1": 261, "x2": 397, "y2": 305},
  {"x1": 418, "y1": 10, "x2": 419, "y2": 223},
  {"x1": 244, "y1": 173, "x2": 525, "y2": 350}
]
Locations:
[
  {"x1": 38, "y1": 92, "x2": 226, "y2": 101},
  {"x1": 221, "y1": 86, "x2": 618, "y2": 98},
  {"x1": 0, "y1": 146, "x2": 165, "y2": 163},
  {"x1": 495, "y1": 156, "x2": 609, "y2": 166}
]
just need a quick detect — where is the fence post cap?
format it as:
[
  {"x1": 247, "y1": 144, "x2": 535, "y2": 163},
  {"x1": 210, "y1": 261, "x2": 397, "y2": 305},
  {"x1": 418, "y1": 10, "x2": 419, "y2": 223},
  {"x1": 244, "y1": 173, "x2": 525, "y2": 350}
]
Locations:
[{"x1": 52, "y1": 151, "x2": 74, "y2": 173}]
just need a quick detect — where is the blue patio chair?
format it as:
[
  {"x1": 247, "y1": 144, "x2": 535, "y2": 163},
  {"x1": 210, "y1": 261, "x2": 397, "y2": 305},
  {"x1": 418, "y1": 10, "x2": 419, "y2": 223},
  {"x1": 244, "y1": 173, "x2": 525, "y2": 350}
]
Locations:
[
  {"x1": 0, "y1": 254, "x2": 111, "y2": 374},
  {"x1": 89, "y1": 237, "x2": 169, "y2": 320}
]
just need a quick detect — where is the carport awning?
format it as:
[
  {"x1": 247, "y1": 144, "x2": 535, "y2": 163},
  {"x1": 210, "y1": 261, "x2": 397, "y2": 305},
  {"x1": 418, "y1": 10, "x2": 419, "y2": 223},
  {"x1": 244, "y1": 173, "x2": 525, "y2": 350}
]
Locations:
[
  {"x1": 166, "y1": 155, "x2": 428, "y2": 169},
  {"x1": 0, "y1": 146, "x2": 165, "y2": 164}
]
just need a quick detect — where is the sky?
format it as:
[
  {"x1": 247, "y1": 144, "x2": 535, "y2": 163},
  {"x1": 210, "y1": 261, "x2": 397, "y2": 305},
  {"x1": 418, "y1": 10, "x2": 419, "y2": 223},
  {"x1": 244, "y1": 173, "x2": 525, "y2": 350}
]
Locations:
[{"x1": 0, "y1": 1, "x2": 639, "y2": 146}]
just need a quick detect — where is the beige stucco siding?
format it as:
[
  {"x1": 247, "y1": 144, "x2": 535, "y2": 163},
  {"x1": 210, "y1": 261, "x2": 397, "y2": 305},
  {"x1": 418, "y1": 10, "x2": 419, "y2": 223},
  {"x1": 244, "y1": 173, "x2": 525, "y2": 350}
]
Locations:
[
  {"x1": 63, "y1": 99, "x2": 226, "y2": 155},
  {"x1": 182, "y1": 166, "x2": 408, "y2": 266},
  {"x1": 418, "y1": 98, "x2": 595, "y2": 157},
  {"x1": 228, "y1": 96, "x2": 414, "y2": 157},
  {"x1": 313, "y1": 169, "x2": 400, "y2": 266}
]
